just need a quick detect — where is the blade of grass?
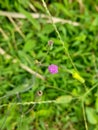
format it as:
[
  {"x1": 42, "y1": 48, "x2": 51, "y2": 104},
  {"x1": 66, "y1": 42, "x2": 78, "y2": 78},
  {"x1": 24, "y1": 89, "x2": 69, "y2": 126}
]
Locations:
[{"x1": 18, "y1": 7, "x2": 40, "y2": 30}]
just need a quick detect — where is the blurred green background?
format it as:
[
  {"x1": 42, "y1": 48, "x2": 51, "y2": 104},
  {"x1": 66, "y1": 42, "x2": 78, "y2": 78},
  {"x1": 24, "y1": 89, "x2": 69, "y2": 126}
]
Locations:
[{"x1": 0, "y1": 0, "x2": 98, "y2": 130}]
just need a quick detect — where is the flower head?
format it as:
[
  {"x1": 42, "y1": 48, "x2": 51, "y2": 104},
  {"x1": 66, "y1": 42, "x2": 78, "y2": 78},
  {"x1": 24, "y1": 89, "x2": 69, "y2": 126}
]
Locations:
[
  {"x1": 48, "y1": 40, "x2": 54, "y2": 50},
  {"x1": 48, "y1": 40, "x2": 54, "y2": 46},
  {"x1": 48, "y1": 64, "x2": 58, "y2": 74}
]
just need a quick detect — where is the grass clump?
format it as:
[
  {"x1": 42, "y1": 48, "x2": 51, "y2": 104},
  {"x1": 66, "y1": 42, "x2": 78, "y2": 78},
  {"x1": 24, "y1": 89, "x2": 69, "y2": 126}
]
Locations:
[{"x1": 0, "y1": 0, "x2": 98, "y2": 130}]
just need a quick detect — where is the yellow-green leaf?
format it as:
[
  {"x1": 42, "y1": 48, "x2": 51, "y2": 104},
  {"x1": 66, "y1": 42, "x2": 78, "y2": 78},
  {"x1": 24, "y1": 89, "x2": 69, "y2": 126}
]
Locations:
[
  {"x1": 95, "y1": 97, "x2": 98, "y2": 112},
  {"x1": 72, "y1": 71, "x2": 85, "y2": 83},
  {"x1": 36, "y1": 109, "x2": 52, "y2": 117},
  {"x1": 55, "y1": 95, "x2": 72, "y2": 104},
  {"x1": 86, "y1": 107, "x2": 97, "y2": 124}
]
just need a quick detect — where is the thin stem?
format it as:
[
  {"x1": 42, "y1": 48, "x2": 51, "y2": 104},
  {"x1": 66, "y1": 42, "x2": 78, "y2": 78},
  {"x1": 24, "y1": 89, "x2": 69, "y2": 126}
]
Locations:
[
  {"x1": 83, "y1": 82, "x2": 98, "y2": 98},
  {"x1": 0, "y1": 100, "x2": 55, "y2": 108},
  {"x1": 82, "y1": 101, "x2": 88, "y2": 130},
  {"x1": 41, "y1": 0, "x2": 77, "y2": 71}
]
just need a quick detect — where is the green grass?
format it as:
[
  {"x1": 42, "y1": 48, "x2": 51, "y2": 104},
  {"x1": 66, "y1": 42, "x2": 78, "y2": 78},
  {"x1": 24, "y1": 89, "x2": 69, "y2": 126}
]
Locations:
[{"x1": 0, "y1": 0, "x2": 98, "y2": 130}]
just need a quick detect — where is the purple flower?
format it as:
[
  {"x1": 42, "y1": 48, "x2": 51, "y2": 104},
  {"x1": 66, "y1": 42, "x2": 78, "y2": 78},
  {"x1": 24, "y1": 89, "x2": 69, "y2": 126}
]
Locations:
[{"x1": 48, "y1": 64, "x2": 58, "y2": 74}]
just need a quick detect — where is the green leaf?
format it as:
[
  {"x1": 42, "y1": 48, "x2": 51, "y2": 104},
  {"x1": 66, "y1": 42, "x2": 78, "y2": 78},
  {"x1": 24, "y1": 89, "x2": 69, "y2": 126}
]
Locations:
[
  {"x1": 95, "y1": 97, "x2": 98, "y2": 113},
  {"x1": 18, "y1": 6, "x2": 40, "y2": 30},
  {"x1": 36, "y1": 109, "x2": 52, "y2": 118},
  {"x1": 92, "y1": 16, "x2": 98, "y2": 26},
  {"x1": 86, "y1": 107, "x2": 97, "y2": 124},
  {"x1": 75, "y1": 34, "x2": 86, "y2": 42},
  {"x1": 55, "y1": 95, "x2": 72, "y2": 104},
  {"x1": 24, "y1": 39, "x2": 35, "y2": 52}
]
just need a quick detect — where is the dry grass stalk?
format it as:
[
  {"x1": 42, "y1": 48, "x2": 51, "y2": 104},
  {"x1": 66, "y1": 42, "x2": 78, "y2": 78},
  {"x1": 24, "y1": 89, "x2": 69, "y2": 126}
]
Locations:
[
  {"x1": 8, "y1": 16, "x2": 25, "y2": 38},
  {"x1": 0, "y1": 27, "x2": 8, "y2": 40},
  {"x1": 0, "y1": 11, "x2": 80, "y2": 26}
]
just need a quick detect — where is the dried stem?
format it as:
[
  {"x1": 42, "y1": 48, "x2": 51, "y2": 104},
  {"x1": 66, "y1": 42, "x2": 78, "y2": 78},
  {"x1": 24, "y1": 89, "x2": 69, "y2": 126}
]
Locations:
[{"x1": 0, "y1": 11, "x2": 80, "y2": 26}]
